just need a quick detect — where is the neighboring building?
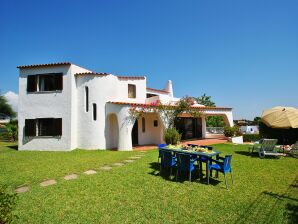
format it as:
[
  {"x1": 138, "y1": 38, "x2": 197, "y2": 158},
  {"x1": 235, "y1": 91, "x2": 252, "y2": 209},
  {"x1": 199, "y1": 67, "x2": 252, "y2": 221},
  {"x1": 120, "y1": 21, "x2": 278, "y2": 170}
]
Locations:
[
  {"x1": 240, "y1": 126, "x2": 259, "y2": 134},
  {"x1": 18, "y1": 62, "x2": 234, "y2": 151},
  {"x1": 0, "y1": 113, "x2": 10, "y2": 124}
]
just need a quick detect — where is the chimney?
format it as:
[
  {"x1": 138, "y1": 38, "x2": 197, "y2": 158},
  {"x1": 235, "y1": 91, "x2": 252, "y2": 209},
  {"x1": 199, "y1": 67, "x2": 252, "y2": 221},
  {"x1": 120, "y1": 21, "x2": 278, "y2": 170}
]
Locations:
[{"x1": 165, "y1": 80, "x2": 173, "y2": 97}]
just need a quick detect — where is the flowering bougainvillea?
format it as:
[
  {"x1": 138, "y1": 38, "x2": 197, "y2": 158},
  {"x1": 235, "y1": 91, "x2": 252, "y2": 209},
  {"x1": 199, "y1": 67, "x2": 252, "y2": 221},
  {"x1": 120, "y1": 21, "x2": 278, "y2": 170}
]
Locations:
[{"x1": 129, "y1": 96, "x2": 203, "y2": 128}]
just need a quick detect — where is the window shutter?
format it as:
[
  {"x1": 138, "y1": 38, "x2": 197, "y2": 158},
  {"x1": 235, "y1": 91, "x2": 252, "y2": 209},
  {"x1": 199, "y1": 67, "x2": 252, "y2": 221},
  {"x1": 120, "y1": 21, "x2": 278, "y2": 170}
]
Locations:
[
  {"x1": 56, "y1": 74, "x2": 63, "y2": 90},
  {"x1": 27, "y1": 75, "x2": 37, "y2": 92},
  {"x1": 25, "y1": 119, "x2": 36, "y2": 136},
  {"x1": 54, "y1": 118, "x2": 62, "y2": 136}
]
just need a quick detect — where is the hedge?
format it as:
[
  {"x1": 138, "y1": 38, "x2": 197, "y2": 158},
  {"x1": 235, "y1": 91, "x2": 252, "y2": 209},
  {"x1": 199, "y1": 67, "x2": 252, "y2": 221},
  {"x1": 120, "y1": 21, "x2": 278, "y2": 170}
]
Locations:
[
  {"x1": 243, "y1": 134, "x2": 260, "y2": 142},
  {"x1": 259, "y1": 122, "x2": 298, "y2": 145}
]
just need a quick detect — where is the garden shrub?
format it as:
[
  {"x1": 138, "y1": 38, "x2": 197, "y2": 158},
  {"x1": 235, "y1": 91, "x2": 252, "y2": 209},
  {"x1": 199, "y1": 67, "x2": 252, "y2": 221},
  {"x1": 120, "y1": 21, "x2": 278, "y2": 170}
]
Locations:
[
  {"x1": 224, "y1": 126, "x2": 241, "y2": 137},
  {"x1": 224, "y1": 126, "x2": 234, "y2": 137},
  {"x1": 0, "y1": 186, "x2": 17, "y2": 224},
  {"x1": 164, "y1": 128, "x2": 181, "y2": 145},
  {"x1": 243, "y1": 134, "x2": 260, "y2": 142}
]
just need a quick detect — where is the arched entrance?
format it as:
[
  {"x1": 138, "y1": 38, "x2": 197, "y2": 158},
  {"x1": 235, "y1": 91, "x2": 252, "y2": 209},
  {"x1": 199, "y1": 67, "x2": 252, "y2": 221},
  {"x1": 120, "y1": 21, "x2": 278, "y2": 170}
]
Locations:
[{"x1": 106, "y1": 114, "x2": 119, "y2": 149}]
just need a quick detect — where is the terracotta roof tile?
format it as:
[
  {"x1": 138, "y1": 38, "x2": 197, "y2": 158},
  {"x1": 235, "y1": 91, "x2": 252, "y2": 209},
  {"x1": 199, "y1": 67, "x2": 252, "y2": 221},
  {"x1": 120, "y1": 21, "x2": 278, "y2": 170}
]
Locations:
[
  {"x1": 75, "y1": 72, "x2": 110, "y2": 76},
  {"x1": 17, "y1": 62, "x2": 72, "y2": 69},
  {"x1": 146, "y1": 87, "x2": 169, "y2": 94},
  {"x1": 117, "y1": 76, "x2": 145, "y2": 80}
]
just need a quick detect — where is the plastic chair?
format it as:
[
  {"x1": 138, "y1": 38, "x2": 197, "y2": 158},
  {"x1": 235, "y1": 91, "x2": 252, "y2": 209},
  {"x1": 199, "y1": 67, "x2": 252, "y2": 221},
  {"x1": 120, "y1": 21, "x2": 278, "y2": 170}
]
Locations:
[
  {"x1": 157, "y1": 144, "x2": 167, "y2": 163},
  {"x1": 160, "y1": 149, "x2": 176, "y2": 176},
  {"x1": 208, "y1": 155, "x2": 234, "y2": 189},
  {"x1": 176, "y1": 152, "x2": 196, "y2": 182}
]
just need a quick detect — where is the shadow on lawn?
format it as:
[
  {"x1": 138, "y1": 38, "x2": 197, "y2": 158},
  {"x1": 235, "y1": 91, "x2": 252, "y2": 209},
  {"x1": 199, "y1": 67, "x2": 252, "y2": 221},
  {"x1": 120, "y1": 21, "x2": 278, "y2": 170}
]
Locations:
[
  {"x1": 234, "y1": 151, "x2": 280, "y2": 159},
  {"x1": 235, "y1": 176, "x2": 298, "y2": 224},
  {"x1": 147, "y1": 162, "x2": 221, "y2": 186},
  {"x1": 6, "y1": 144, "x2": 18, "y2": 151}
]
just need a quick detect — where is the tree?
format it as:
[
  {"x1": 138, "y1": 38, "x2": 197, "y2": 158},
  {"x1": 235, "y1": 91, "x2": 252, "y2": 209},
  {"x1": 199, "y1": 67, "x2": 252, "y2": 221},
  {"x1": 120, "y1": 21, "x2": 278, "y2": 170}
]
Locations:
[
  {"x1": 5, "y1": 120, "x2": 18, "y2": 142},
  {"x1": 195, "y1": 94, "x2": 215, "y2": 107},
  {"x1": 195, "y1": 94, "x2": 224, "y2": 127},
  {"x1": 253, "y1": 117, "x2": 261, "y2": 125},
  {"x1": 0, "y1": 94, "x2": 16, "y2": 118}
]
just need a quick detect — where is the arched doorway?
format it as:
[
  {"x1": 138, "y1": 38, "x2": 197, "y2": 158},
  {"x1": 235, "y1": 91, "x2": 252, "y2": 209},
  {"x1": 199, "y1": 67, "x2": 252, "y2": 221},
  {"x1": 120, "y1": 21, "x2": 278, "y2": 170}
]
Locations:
[{"x1": 106, "y1": 114, "x2": 119, "y2": 149}]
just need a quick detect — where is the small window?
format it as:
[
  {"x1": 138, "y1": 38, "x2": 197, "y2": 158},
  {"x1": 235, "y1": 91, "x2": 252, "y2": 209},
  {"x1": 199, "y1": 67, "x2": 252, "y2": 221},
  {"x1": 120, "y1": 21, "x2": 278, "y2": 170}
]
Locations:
[
  {"x1": 26, "y1": 73, "x2": 63, "y2": 93},
  {"x1": 128, "y1": 84, "x2": 136, "y2": 98},
  {"x1": 24, "y1": 118, "x2": 62, "y2": 137},
  {"x1": 85, "y1": 86, "x2": 89, "y2": 112},
  {"x1": 38, "y1": 118, "x2": 62, "y2": 136},
  {"x1": 154, "y1": 120, "x2": 158, "y2": 127},
  {"x1": 142, "y1": 117, "x2": 145, "y2": 132},
  {"x1": 93, "y1": 104, "x2": 97, "y2": 121},
  {"x1": 39, "y1": 74, "x2": 63, "y2": 91}
]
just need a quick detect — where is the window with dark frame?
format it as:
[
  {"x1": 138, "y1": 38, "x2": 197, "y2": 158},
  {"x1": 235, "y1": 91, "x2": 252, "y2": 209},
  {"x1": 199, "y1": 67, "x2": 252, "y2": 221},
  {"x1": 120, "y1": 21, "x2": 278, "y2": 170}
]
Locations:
[
  {"x1": 142, "y1": 117, "x2": 145, "y2": 132},
  {"x1": 24, "y1": 118, "x2": 62, "y2": 137},
  {"x1": 85, "y1": 86, "x2": 89, "y2": 112},
  {"x1": 93, "y1": 104, "x2": 97, "y2": 121},
  {"x1": 154, "y1": 120, "x2": 158, "y2": 127},
  {"x1": 27, "y1": 73, "x2": 63, "y2": 92},
  {"x1": 128, "y1": 84, "x2": 136, "y2": 98}
]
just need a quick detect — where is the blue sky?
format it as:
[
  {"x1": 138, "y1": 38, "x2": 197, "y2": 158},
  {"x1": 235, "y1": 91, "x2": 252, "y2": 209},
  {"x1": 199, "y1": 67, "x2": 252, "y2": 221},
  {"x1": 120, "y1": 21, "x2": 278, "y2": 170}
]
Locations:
[{"x1": 0, "y1": 0, "x2": 297, "y2": 119}]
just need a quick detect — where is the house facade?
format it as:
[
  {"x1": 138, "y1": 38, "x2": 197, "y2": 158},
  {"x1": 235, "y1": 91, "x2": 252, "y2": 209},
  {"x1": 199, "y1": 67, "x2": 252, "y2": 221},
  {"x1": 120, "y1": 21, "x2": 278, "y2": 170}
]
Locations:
[{"x1": 18, "y1": 62, "x2": 233, "y2": 151}]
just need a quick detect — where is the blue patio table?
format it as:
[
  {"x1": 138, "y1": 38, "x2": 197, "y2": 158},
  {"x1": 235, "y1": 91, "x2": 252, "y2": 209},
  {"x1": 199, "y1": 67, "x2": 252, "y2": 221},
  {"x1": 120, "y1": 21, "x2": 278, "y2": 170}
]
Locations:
[{"x1": 160, "y1": 147, "x2": 221, "y2": 184}]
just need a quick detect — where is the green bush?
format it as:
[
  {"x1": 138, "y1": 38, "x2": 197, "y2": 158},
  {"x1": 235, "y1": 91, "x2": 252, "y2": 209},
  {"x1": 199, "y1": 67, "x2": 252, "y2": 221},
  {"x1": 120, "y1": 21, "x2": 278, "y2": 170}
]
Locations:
[
  {"x1": 164, "y1": 128, "x2": 181, "y2": 145},
  {"x1": 224, "y1": 126, "x2": 241, "y2": 137},
  {"x1": 243, "y1": 134, "x2": 260, "y2": 142},
  {"x1": 0, "y1": 186, "x2": 17, "y2": 224}
]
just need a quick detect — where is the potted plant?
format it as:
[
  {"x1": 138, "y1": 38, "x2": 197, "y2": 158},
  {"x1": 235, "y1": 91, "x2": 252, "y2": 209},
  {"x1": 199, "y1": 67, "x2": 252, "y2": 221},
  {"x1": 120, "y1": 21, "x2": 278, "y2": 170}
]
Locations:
[{"x1": 224, "y1": 126, "x2": 243, "y2": 144}]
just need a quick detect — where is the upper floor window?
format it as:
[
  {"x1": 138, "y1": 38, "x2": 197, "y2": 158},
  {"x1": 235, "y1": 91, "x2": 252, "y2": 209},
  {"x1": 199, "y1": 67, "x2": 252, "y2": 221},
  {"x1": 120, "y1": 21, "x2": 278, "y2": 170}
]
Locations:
[
  {"x1": 27, "y1": 73, "x2": 63, "y2": 93},
  {"x1": 128, "y1": 84, "x2": 136, "y2": 98},
  {"x1": 25, "y1": 118, "x2": 62, "y2": 137}
]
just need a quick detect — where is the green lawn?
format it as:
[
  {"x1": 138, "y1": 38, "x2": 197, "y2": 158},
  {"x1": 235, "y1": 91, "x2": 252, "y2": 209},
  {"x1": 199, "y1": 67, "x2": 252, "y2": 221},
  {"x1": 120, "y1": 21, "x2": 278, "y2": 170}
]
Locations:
[{"x1": 0, "y1": 142, "x2": 297, "y2": 223}]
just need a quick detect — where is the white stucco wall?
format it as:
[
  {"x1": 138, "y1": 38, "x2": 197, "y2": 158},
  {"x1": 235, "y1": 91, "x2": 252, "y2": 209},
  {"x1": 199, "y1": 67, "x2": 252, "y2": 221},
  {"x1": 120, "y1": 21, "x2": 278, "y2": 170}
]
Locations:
[
  {"x1": 18, "y1": 65, "x2": 72, "y2": 151},
  {"x1": 76, "y1": 74, "x2": 147, "y2": 150},
  {"x1": 18, "y1": 64, "x2": 90, "y2": 151},
  {"x1": 138, "y1": 113, "x2": 164, "y2": 145}
]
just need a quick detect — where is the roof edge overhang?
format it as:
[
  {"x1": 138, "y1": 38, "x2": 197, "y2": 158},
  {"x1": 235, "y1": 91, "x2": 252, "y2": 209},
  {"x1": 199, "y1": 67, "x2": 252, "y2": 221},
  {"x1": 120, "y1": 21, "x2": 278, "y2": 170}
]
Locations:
[{"x1": 108, "y1": 101, "x2": 232, "y2": 111}]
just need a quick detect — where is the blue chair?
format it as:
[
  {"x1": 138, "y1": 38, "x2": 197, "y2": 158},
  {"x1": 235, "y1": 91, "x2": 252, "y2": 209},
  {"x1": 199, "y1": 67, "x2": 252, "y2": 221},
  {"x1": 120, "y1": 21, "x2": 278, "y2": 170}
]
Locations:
[
  {"x1": 157, "y1": 144, "x2": 167, "y2": 163},
  {"x1": 208, "y1": 155, "x2": 234, "y2": 189},
  {"x1": 176, "y1": 152, "x2": 196, "y2": 182},
  {"x1": 160, "y1": 149, "x2": 176, "y2": 176}
]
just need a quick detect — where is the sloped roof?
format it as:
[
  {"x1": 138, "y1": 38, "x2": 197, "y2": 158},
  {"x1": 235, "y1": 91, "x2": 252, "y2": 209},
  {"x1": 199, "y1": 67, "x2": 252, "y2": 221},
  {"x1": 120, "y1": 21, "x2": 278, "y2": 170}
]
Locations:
[
  {"x1": 17, "y1": 62, "x2": 72, "y2": 69},
  {"x1": 146, "y1": 87, "x2": 169, "y2": 94}
]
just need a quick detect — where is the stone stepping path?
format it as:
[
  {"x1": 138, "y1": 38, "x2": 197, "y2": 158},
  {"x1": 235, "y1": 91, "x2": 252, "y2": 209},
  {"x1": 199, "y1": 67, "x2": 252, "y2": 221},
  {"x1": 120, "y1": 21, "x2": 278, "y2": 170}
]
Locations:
[
  {"x1": 123, "y1": 159, "x2": 135, "y2": 163},
  {"x1": 100, "y1": 166, "x2": 112, "y2": 171},
  {"x1": 15, "y1": 153, "x2": 147, "y2": 193},
  {"x1": 64, "y1": 174, "x2": 78, "y2": 180},
  {"x1": 112, "y1": 162, "x2": 124, "y2": 167},
  {"x1": 40, "y1": 179, "x2": 57, "y2": 187},
  {"x1": 136, "y1": 154, "x2": 145, "y2": 157},
  {"x1": 15, "y1": 186, "x2": 29, "y2": 193},
  {"x1": 84, "y1": 170, "x2": 97, "y2": 175}
]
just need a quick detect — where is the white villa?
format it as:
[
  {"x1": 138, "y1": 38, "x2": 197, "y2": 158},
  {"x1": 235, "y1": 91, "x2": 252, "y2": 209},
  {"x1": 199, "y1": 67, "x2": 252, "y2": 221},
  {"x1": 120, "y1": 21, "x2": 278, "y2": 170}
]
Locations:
[{"x1": 18, "y1": 62, "x2": 233, "y2": 151}]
